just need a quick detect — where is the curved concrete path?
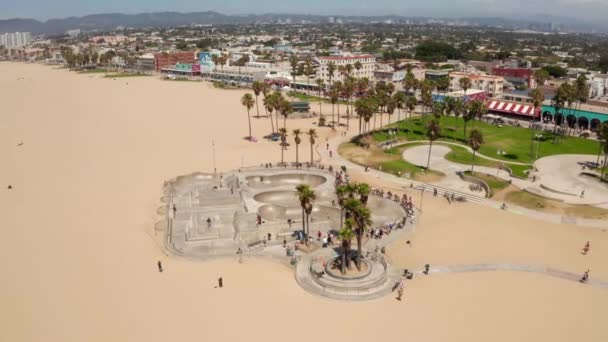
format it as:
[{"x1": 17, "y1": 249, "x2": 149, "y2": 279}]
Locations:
[{"x1": 388, "y1": 139, "x2": 529, "y2": 166}]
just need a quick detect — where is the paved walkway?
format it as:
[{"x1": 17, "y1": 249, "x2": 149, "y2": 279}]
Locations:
[{"x1": 417, "y1": 263, "x2": 608, "y2": 290}]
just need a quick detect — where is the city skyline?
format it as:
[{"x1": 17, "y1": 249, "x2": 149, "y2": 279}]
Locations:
[{"x1": 1, "y1": 0, "x2": 608, "y2": 22}]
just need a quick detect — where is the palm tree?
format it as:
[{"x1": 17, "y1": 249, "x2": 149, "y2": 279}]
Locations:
[
  {"x1": 279, "y1": 128, "x2": 288, "y2": 165},
  {"x1": 552, "y1": 84, "x2": 568, "y2": 143},
  {"x1": 444, "y1": 96, "x2": 456, "y2": 117},
  {"x1": 304, "y1": 56, "x2": 313, "y2": 90},
  {"x1": 406, "y1": 96, "x2": 417, "y2": 120},
  {"x1": 315, "y1": 78, "x2": 325, "y2": 116},
  {"x1": 264, "y1": 93, "x2": 276, "y2": 134},
  {"x1": 293, "y1": 129, "x2": 302, "y2": 165},
  {"x1": 393, "y1": 92, "x2": 406, "y2": 122},
  {"x1": 296, "y1": 184, "x2": 316, "y2": 242},
  {"x1": 343, "y1": 197, "x2": 371, "y2": 270},
  {"x1": 329, "y1": 86, "x2": 339, "y2": 127},
  {"x1": 241, "y1": 93, "x2": 255, "y2": 140},
  {"x1": 338, "y1": 220, "x2": 355, "y2": 273},
  {"x1": 289, "y1": 55, "x2": 299, "y2": 89},
  {"x1": 459, "y1": 77, "x2": 472, "y2": 99},
  {"x1": 425, "y1": 119, "x2": 441, "y2": 169},
  {"x1": 251, "y1": 81, "x2": 263, "y2": 118},
  {"x1": 344, "y1": 77, "x2": 356, "y2": 129},
  {"x1": 386, "y1": 97, "x2": 396, "y2": 126},
  {"x1": 534, "y1": 69, "x2": 549, "y2": 87},
  {"x1": 279, "y1": 96, "x2": 292, "y2": 131},
  {"x1": 403, "y1": 70, "x2": 416, "y2": 95},
  {"x1": 333, "y1": 81, "x2": 343, "y2": 126},
  {"x1": 327, "y1": 61, "x2": 336, "y2": 88},
  {"x1": 465, "y1": 100, "x2": 484, "y2": 138},
  {"x1": 354, "y1": 61, "x2": 362, "y2": 79},
  {"x1": 596, "y1": 122, "x2": 608, "y2": 167},
  {"x1": 432, "y1": 102, "x2": 444, "y2": 121},
  {"x1": 306, "y1": 128, "x2": 318, "y2": 164},
  {"x1": 468, "y1": 129, "x2": 484, "y2": 172}
]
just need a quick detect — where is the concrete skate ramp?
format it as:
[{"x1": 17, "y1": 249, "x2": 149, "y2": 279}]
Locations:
[
  {"x1": 367, "y1": 197, "x2": 406, "y2": 225},
  {"x1": 246, "y1": 174, "x2": 327, "y2": 188},
  {"x1": 258, "y1": 204, "x2": 340, "y2": 222}
]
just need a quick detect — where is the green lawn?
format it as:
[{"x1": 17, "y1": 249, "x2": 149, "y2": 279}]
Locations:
[{"x1": 373, "y1": 116, "x2": 599, "y2": 165}]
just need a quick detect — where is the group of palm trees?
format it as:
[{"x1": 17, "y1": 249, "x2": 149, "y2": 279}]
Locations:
[
  {"x1": 295, "y1": 181, "x2": 372, "y2": 274},
  {"x1": 241, "y1": 81, "x2": 319, "y2": 165}
]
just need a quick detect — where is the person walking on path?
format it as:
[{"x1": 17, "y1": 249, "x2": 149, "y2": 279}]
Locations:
[
  {"x1": 157, "y1": 261, "x2": 163, "y2": 273},
  {"x1": 582, "y1": 241, "x2": 590, "y2": 255},
  {"x1": 580, "y1": 269, "x2": 589, "y2": 283},
  {"x1": 396, "y1": 280, "x2": 405, "y2": 301}
]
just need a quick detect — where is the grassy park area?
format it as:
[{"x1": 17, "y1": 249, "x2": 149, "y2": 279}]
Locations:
[{"x1": 372, "y1": 116, "x2": 599, "y2": 165}]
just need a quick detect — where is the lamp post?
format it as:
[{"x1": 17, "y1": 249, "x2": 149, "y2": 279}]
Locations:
[{"x1": 212, "y1": 139, "x2": 217, "y2": 176}]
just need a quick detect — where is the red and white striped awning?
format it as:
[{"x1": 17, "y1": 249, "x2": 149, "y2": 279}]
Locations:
[{"x1": 487, "y1": 100, "x2": 539, "y2": 117}]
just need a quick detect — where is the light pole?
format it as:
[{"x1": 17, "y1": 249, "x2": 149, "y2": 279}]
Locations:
[{"x1": 212, "y1": 139, "x2": 217, "y2": 176}]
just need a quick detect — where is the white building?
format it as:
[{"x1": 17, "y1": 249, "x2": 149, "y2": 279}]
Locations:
[
  {"x1": 0, "y1": 32, "x2": 31, "y2": 49},
  {"x1": 449, "y1": 72, "x2": 504, "y2": 98},
  {"x1": 315, "y1": 54, "x2": 376, "y2": 85}
]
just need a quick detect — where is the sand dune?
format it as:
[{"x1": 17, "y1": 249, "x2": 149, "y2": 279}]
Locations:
[{"x1": 1, "y1": 62, "x2": 607, "y2": 342}]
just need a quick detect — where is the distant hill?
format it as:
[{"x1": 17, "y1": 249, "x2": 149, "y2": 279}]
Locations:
[{"x1": 0, "y1": 11, "x2": 606, "y2": 35}]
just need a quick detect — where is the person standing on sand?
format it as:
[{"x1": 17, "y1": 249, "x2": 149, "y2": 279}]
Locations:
[
  {"x1": 580, "y1": 270, "x2": 589, "y2": 283},
  {"x1": 218, "y1": 277, "x2": 223, "y2": 288},
  {"x1": 157, "y1": 261, "x2": 163, "y2": 273}
]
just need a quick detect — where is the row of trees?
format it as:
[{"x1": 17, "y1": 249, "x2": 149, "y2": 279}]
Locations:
[{"x1": 241, "y1": 86, "x2": 319, "y2": 165}]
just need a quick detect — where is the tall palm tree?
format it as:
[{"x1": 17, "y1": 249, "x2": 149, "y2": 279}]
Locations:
[
  {"x1": 343, "y1": 197, "x2": 371, "y2": 270},
  {"x1": 306, "y1": 128, "x2": 318, "y2": 164},
  {"x1": 296, "y1": 184, "x2": 316, "y2": 243},
  {"x1": 279, "y1": 96, "x2": 292, "y2": 131},
  {"x1": 304, "y1": 56, "x2": 313, "y2": 90},
  {"x1": 241, "y1": 93, "x2": 255, "y2": 140},
  {"x1": 251, "y1": 81, "x2": 263, "y2": 118},
  {"x1": 596, "y1": 122, "x2": 608, "y2": 167},
  {"x1": 279, "y1": 128, "x2": 288, "y2": 165},
  {"x1": 333, "y1": 81, "x2": 343, "y2": 126},
  {"x1": 444, "y1": 96, "x2": 456, "y2": 117},
  {"x1": 465, "y1": 100, "x2": 484, "y2": 138},
  {"x1": 293, "y1": 129, "x2": 302, "y2": 165},
  {"x1": 406, "y1": 96, "x2": 417, "y2": 120},
  {"x1": 468, "y1": 129, "x2": 484, "y2": 172},
  {"x1": 393, "y1": 92, "x2": 406, "y2": 122},
  {"x1": 289, "y1": 55, "x2": 299, "y2": 89},
  {"x1": 354, "y1": 61, "x2": 362, "y2": 79},
  {"x1": 329, "y1": 86, "x2": 339, "y2": 127},
  {"x1": 339, "y1": 219, "x2": 355, "y2": 273},
  {"x1": 264, "y1": 93, "x2": 276, "y2": 134},
  {"x1": 552, "y1": 84, "x2": 568, "y2": 144},
  {"x1": 327, "y1": 61, "x2": 336, "y2": 88},
  {"x1": 403, "y1": 70, "x2": 416, "y2": 95},
  {"x1": 459, "y1": 77, "x2": 472, "y2": 100},
  {"x1": 344, "y1": 77, "x2": 356, "y2": 129},
  {"x1": 386, "y1": 97, "x2": 396, "y2": 126},
  {"x1": 425, "y1": 119, "x2": 441, "y2": 169},
  {"x1": 315, "y1": 78, "x2": 325, "y2": 116}
]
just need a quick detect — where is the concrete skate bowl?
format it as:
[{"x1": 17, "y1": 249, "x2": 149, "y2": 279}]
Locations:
[
  {"x1": 246, "y1": 173, "x2": 327, "y2": 188},
  {"x1": 367, "y1": 196, "x2": 406, "y2": 226},
  {"x1": 258, "y1": 204, "x2": 340, "y2": 222},
  {"x1": 254, "y1": 190, "x2": 340, "y2": 223}
]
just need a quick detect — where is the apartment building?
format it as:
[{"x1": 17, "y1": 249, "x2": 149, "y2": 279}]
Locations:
[
  {"x1": 316, "y1": 55, "x2": 375, "y2": 85},
  {"x1": 449, "y1": 72, "x2": 504, "y2": 97}
]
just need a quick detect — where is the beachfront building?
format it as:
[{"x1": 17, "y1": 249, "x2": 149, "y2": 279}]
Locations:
[
  {"x1": 432, "y1": 89, "x2": 487, "y2": 103},
  {"x1": 492, "y1": 67, "x2": 536, "y2": 89},
  {"x1": 135, "y1": 53, "x2": 155, "y2": 72},
  {"x1": 0, "y1": 32, "x2": 31, "y2": 49},
  {"x1": 315, "y1": 55, "x2": 376, "y2": 85},
  {"x1": 449, "y1": 72, "x2": 504, "y2": 98},
  {"x1": 425, "y1": 69, "x2": 449, "y2": 81},
  {"x1": 540, "y1": 103, "x2": 608, "y2": 130},
  {"x1": 161, "y1": 62, "x2": 201, "y2": 76},
  {"x1": 486, "y1": 96, "x2": 540, "y2": 121},
  {"x1": 154, "y1": 51, "x2": 196, "y2": 72}
]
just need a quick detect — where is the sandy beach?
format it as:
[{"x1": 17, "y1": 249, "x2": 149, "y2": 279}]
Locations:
[{"x1": 1, "y1": 62, "x2": 607, "y2": 342}]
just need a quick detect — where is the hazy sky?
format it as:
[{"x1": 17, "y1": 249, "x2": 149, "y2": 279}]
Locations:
[{"x1": 1, "y1": 0, "x2": 607, "y2": 21}]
